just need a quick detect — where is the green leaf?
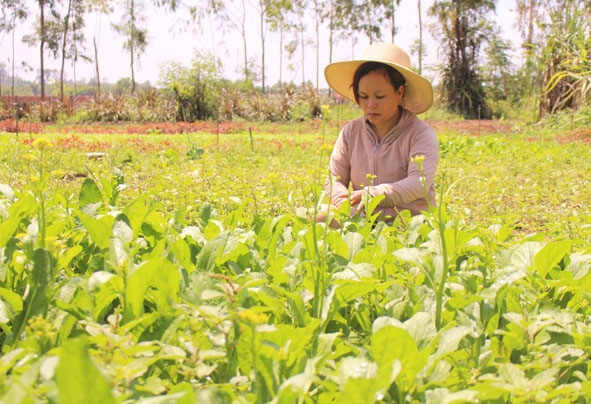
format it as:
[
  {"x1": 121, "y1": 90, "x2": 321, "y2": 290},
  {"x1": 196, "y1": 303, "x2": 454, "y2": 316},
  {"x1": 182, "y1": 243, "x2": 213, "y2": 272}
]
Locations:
[
  {"x1": 199, "y1": 202, "x2": 213, "y2": 230},
  {"x1": 510, "y1": 241, "x2": 544, "y2": 270},
  {"x1": 76, "y1": 211, "x2": 114, "y2": 250},
  {"x1": 339, "y1": 357, "x2": 379, "y2": 393},
  {"x1": 109, "y1": 237, "x2": 129, "y2": 268},
  {"x1": 79, "y1": 178, "x2": 103, "y2": 208},
  {"x1": 57, "y1": 244, "x2": 84, "y2": 272},
  {"x1": 433, "y1": 326, "x2": 471, "y2": 360},
  {"x1": 112, "y1": 214, "x2": 133, "y2": 243},
  {"x1": 0, "y1": 287, "x2": 23, "y2": 324},
  {"x1": 196, "y1": 232, "x2": 230, "y2": 272},
  {"x1": 325, "y1": 232, "x2": 349, "y2": 259},
  {"x1": 8, "y1": 249, "x2": 54, "y2": 347},
  {"x1": 2, "y1": 357, "x2": 42, "y2": 403},
  {"x1": 425, "y1": 388, "x2": 478, "y2": 404},
  {"x1": 122, "y1": 195, "x2": 151, "y2": 236},
  {"x1": 0, "y1": 216, "x2": 20, "y2": 248},
  {"x1": 343, "y1": 232, "x2": 365, "y2": 260},
  {"x1": 0, "y1": 183, "x2": 14, "y2": 199},
  {"x1": 123, "y1": 257, "x2": 180, "y2": 322},
  {"x1": 323, "y1": 281, "x2": 377, "y2": 326},
  {"x1": 276, "y1": 374, "x2": 319, "y2": 404},
  {"x1": 169, "y1": 236, "x2": 194, "y2": 271},
  {"x1": 371, "y1": 325, "x2": 426, "y2": 394},
  {"x1": 55, "y1": 338, "x2": 117, "y2": 404},
  {"x1": 498, "y1": 363, "x2": 528, "y2": 389},
  {"x1": 533, "y1": 240, "x2": 572, "y2": 278}
]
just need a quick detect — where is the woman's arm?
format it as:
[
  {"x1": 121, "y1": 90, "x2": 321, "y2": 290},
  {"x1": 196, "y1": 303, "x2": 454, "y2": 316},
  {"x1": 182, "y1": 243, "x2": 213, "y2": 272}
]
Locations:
[
  {"x1": 327, "y1": 129, "x2": 352, "y2": 206},
  {"x1": 368, "y1": 127, "x2": 439, "y2": 206}
]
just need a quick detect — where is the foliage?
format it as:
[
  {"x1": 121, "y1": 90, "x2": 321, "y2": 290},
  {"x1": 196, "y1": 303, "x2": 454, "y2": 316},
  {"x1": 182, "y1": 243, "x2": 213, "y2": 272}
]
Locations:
[
  {"x1": 0, "y1": 122, "x2": 590, "y2": 401},
  {"x1": 540, "y1": 1, "x2": 591, "y2": 115},
  {"x1": 159, "y1": 53, "x2": 228, "y2": 122},
  {"x1": 429, "y1": 0, "x2": 495, "y2": 120},
  {"x1": 111, "y1": 0, "x2": 148, "y2": 94}
]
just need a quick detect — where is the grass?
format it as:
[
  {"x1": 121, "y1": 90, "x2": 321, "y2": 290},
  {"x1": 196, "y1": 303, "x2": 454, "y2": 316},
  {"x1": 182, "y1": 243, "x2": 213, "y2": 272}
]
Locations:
[
  {"x1": 1, "y1": 118, "x2": 591, "y2": 402},
  {"x1": 2, "y1": 118, "x2": 589, "y2": 246}
]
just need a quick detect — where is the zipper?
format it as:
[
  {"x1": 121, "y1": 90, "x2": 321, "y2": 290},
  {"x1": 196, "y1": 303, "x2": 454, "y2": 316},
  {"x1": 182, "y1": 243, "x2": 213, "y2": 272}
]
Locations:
[{"x1": 371, "y1": 140, "x2": 380, "y2": 185}]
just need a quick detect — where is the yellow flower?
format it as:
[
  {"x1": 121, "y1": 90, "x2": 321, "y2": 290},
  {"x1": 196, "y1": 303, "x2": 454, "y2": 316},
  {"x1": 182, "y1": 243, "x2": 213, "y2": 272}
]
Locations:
[
  {"x1": 238, "y1": 309, "x2": 268, "y2": 325},
  {"x1": 23, "y1": 153, "x2": 38, "y2": 162},
  {"x1": 318, "y1": 143, "x2": 333, "y2": 155},
  {"x1": 51, "y1": 169, "x2": 66, "y2": 178},
  {"x1": 32, "y1": 137, "x2": 53, "y2": 149},
  {"x1": 411, "y1": 155, "x2": 426, "y2": 168}
]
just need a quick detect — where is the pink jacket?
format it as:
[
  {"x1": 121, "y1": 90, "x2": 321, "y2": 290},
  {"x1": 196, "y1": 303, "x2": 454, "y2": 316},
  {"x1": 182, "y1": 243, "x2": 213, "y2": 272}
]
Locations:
[{"x1": 327, "y1": 108, "x2": 439, "y2": 220}]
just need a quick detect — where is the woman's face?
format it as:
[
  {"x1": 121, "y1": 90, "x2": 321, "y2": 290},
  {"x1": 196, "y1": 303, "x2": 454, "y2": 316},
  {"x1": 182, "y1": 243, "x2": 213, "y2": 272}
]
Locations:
[{"x1": 357, "y1": 70, "x2": 404, "y2": 132}]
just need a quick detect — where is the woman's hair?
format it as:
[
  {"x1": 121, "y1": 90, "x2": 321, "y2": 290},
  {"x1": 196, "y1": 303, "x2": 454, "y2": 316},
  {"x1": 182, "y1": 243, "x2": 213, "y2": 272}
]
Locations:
[{"x1": 351, "y1": 62, "x2": 406, "y2": 103}]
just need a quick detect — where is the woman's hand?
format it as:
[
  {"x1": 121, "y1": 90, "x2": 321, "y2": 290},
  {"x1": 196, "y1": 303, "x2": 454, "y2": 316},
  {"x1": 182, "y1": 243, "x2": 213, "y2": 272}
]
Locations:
[{"x1": 350, "y1": 188, "x2": 370, "y2": 211}]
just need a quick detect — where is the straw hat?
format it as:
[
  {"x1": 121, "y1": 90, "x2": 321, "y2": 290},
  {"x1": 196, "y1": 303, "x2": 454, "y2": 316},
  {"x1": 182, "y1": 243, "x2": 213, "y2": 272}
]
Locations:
[{"x1": 324, "y1": 42, "x2": 433, "y2": 114}]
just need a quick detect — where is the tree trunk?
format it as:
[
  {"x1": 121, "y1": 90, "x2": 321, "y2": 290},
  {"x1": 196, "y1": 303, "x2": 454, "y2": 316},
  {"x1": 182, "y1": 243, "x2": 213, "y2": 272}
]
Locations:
[
  {"x1": 279, "y1": 25, "x2": 283, "y2": 86},
  {"x1": 391, "y1": 0, "x2": 396, "y2": 42},
  {"x1": 328, "y1": 0, "x2": 334, "y2": 97},
  {"x1": 241, "y1": 0, "x2": 248, "y2": 81},
  {"x1": 418, "y1": 0, "x2": 422, "y2": 74},
  {"x1": 315, "y1": 8, "x2": 319, "y2": 92},
  {"x1": 39, "y1": 0, "x2": 45, "y2": 100},
  {"x1": 299, "y1": 14, "x2": 305, "y2": 85},
  {"x1": 130, "y1": 0, "x2": 136, "y2": 94},
  {"x1": 60, "y1": 0, "x2": 74, "y2": 102},
  {"x1": 11, "y1": 15, "x2": 16, "y2": 96},
  {"x1": 259, "y1": 1, "x2": 265, "y2": 93},
  {"x1": 94, "y1": 37, "x2": 101, "y2": 97}
]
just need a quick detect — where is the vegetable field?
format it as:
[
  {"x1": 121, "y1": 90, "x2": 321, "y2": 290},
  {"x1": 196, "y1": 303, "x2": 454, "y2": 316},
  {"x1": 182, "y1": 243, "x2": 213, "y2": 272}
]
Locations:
[{"x1": 1, "y1": 120, "x2": 591, "y2": 403}]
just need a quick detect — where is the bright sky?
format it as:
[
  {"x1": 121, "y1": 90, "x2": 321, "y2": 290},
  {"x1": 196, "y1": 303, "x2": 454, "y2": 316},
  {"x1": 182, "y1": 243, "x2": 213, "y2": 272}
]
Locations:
[{"x1": 0, "y1": 0, "x2": 520, "y2": 90}]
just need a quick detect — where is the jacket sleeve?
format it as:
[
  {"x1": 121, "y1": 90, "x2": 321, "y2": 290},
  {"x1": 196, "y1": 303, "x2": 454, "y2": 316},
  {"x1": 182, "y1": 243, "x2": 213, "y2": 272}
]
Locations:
[
  {"x1": 370, "y1": 126, "x2": 439, "y2": 206},
  {"x1": 326, "y1": 129, "x2": 352, "y2": 207}
]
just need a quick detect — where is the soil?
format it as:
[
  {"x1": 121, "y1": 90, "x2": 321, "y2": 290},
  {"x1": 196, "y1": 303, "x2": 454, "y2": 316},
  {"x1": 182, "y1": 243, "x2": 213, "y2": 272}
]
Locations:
[
  {"x1": 425, "y1": 119, "x2": 591, "y2": 145},
  {"x1": 425, "y1": 119, "x2": 515, "y2": 136}
]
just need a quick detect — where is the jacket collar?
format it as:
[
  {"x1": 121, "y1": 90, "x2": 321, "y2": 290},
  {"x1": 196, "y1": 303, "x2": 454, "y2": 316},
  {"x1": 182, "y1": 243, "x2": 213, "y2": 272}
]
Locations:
[{"x1": 363, "y1": 107, "x2": 412, "y2": 143}]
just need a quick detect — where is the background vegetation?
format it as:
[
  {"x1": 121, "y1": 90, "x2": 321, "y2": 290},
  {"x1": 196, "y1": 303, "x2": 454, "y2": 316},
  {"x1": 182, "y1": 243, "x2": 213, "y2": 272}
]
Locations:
[{"x1": 1, "y1": 0, "x2": 590, "y2": 123}]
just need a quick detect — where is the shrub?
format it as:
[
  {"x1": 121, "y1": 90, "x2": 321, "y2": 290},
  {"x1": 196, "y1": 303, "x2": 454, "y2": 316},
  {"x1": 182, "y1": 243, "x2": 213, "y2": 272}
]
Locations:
[{"x1": 159, "y1": 52, "x2": 224, "y2": 122}]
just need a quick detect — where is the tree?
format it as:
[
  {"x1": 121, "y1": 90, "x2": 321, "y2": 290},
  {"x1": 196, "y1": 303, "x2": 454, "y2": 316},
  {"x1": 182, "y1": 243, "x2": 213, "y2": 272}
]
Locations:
[
  {"x1": 87, "y1": 0, "x2": 113, "y2": 97},
  {"x1": 111, "y1": 0, "x2": 177, "y2": 95},
  {"x1": 515, "y1": 0, "x2": 591, "y2": 117},
  {"x1": 351, "y1": 0, "x2": 390, "y2": 43},
  {"x1": 266, "y1": 0, "x2": 294, "y2": 87},
  {"x1": 288, "y1": 0, "x2": 310, "y2": 86},
  {"x1": 538, "y1": 1, "x2": 591, "y2": 115},
  {"x1": 159, "y1": 52, "x2": 222, "y2": 121},
  {"x1": 386, "y1": 0, "x2": 401, "y2": 43},
  {"x1": 254, "y1": 0, "x2": 279, "y2": 93},
  {"x1": 21, "y1": 0, "x2": 55, "y2": 100},
  {"x1": 481, "y1": 27, "x2": 518, "y2": 116},
  {"x1": 0, "y1": 0, "x2": 28, "y2": 96},
  {"x1": 111, "y1": 0, "x2": 148, "y2": 94},
  {"x1": 317, "y1": 0, "x2": 352, "y2": 97},
  {"x1": 191, "y1": 0, "x2": 253, "y2": 84},
  {"x1": 429, "y1": 0, "x2": 496, "y2": 119},
  {"x1": 417, "y1": 0, "x2": 424, "y2": 74},
  {"x1": 49, "y1": 0, "x2": 87, "y2": 100},
  {"x1": 312, "y1": 0, "x2": 321, "y2": 91},
  {"x1": 514, "y1": 0, "x2": 545, "y2": 113}
]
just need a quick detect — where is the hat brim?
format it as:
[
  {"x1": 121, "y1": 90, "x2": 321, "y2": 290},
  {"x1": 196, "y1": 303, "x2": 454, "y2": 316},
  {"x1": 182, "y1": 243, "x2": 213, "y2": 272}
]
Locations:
[{"x1": 325, "y1": 59, "x2": 433, "y2": 114}]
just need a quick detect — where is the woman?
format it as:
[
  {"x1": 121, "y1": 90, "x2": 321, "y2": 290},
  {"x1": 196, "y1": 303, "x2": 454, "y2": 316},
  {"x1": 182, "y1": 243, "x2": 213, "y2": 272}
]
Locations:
[{"x1": 320, "y1": 42, "x2": 438, "y2": 226}]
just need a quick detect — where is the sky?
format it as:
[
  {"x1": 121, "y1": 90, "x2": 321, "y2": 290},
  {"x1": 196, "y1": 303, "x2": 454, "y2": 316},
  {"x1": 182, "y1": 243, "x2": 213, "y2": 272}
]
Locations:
[{"x1": 0, "y1": 0, "x2": 520, "y2": 91}]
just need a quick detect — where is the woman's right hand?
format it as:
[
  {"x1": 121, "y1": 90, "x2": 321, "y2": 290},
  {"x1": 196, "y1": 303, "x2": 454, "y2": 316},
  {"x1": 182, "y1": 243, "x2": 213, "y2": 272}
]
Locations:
[{"x1": 350, "y1": 188, "x2": 370, "y2": 211}]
